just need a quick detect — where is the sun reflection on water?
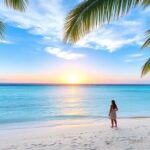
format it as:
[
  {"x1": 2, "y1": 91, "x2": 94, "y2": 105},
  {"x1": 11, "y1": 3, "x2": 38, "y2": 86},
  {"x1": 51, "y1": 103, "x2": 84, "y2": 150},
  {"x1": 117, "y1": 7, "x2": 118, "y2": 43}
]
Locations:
[{"x1": 62, "y1": 86, "x2": 85, "y2": 116}]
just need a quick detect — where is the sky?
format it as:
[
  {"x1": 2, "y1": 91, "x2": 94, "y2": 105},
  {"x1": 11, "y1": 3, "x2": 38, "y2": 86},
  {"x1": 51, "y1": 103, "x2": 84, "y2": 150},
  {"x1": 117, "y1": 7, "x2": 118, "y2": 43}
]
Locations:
[{"x1": 0, "y1": 0, "x2": 150, "y2": 84}]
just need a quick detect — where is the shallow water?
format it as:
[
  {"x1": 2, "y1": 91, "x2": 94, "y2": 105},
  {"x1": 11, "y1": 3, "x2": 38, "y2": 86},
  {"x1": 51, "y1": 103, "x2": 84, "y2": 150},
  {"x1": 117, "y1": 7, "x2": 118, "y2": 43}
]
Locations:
[{"x1": 0, "y1": 85, "x2": 150, "y2": 124}]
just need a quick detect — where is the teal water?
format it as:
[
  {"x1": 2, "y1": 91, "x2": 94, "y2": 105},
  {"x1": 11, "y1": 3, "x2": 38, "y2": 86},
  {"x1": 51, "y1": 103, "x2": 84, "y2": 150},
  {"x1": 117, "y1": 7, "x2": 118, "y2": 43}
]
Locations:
[{"x1": 0, "y1": 85, "x2": 150, "y2": 124}]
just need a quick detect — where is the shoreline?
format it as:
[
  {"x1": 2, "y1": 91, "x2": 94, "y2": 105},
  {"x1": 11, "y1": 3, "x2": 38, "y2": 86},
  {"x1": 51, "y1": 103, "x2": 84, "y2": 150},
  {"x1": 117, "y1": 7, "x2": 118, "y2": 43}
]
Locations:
[
  {"x1": 0, "y1": 118, "x2": 150, "y2": 150},
  {"x1": 1, "y1": 115, "x2": 150, "y2": 127}
]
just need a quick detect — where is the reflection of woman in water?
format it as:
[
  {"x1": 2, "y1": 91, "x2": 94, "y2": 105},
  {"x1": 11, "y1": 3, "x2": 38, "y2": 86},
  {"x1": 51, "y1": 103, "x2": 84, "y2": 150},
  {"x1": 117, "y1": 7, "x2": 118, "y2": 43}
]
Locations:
[{"x1": 109, "y1": 100, "x2": 118, "y2": 128}]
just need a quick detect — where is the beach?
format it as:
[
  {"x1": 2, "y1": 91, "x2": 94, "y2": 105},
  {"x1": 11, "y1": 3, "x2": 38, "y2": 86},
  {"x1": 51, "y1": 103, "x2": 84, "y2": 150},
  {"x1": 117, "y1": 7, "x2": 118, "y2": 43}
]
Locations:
[
  {"x1": 0, "y1": 85, "x2": 150, "y2": 149},
  {"x1": 0, "y1": 118, "x2": 150, "y2": 150}
]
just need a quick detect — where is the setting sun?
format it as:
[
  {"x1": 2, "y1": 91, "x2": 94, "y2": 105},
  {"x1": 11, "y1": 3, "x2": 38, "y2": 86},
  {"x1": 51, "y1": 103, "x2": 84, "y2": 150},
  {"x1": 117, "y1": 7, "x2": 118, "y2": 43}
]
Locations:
[{"x1": 66, "y1": 74, "x2": 81, "y2": 84}]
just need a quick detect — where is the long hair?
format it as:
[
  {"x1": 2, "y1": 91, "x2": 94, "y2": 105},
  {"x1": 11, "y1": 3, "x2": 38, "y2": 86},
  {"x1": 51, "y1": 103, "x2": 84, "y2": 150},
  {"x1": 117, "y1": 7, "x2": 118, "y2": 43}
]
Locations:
[{"x1": 111, "y1": 100, "x2": 118, "y2": 109}]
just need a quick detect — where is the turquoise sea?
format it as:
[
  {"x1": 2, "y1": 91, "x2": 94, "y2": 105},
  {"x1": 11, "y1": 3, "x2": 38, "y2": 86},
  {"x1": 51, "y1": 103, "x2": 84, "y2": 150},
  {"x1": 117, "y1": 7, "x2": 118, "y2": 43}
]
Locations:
[{"x1": 0, "y1": 84, "x2": 150, "y2": 124}]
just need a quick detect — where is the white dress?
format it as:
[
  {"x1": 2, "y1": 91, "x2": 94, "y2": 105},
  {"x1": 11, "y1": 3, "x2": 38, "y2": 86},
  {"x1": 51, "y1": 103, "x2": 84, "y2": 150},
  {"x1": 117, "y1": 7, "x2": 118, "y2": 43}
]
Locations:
[{"x1": 110, "y1": 109, "x2": 117, "y2": 120}]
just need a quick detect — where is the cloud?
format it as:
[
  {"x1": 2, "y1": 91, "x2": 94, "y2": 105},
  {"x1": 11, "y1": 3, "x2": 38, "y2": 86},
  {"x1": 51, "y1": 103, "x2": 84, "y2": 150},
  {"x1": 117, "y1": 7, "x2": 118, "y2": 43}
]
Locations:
[
  {"x1": 125, "y1": 53, "x2": 147, "y2": 62},
  {"x1": 142, "y1": 7, "x2": 150, "y2": 15},
  {"x1": 0, "y1": 39, "x2": 13, "y2": 44},
  {"x1": 0, "y1": 0, "x2": 85, "y2": 59},
  {"x1": 127, "y1": 53, "x2": 144, "y2": 58},
  {"x1": 125, "y1": 57, "x2": 148, "y2": 62},
  {"x1": 75, "y1": 19, "x2": 145, "y2": 52},
  {"x1": 0, "y1": 0, "x2": 64, "y2": 40},
  {"x1": 45, "y1": 47, "x2": 85, "y2": 60},
  {"x1": 0, "y1": 0, "x2": 148, "y2": 55}
]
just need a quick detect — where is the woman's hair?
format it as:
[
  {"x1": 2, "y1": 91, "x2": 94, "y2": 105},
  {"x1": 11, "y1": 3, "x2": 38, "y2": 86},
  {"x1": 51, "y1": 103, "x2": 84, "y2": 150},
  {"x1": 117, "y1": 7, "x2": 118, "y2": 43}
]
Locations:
[{"x1": 111, "y1": 100, "x2": 118, "y2": 109}]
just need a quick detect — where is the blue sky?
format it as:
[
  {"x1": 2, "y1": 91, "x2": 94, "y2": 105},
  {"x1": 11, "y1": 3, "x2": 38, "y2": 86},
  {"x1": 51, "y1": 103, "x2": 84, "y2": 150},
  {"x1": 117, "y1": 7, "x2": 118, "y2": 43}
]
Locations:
[{"x1": 0, "y1": 0, "x2": 150, "y2": 83}]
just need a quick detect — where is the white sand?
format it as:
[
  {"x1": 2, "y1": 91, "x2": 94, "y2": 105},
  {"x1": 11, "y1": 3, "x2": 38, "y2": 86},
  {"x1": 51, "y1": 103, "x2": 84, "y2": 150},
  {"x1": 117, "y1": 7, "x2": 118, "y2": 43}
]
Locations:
[{"x1": 0, "y1": 118, "x2": 150, "y2": 150}]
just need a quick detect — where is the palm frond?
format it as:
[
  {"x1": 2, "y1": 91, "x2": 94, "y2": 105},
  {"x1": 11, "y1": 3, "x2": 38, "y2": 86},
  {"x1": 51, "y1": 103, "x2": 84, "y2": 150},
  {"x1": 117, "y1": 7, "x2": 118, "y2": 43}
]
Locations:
[
  {"x1": 4, "y1": 0, "x2": 28, "y2": 11},
  {"x1": 141, "y1": 58, "x2": 150, "y2": 76},
  {"x1": 0, "y1": 0, "x2": 28, "y2": 39},
  {"x1": 0, "y1": 21, "x2": 4, "y2": 39},
  {"x1": 142, "y1": 0, "x2": 150, "y2": 7},
  {"x1": 63, "y1": 0, "x2": 150, "y2": 44},
  {"x1": 141, "y1": 30, "x2": 150, "y2": 49}
]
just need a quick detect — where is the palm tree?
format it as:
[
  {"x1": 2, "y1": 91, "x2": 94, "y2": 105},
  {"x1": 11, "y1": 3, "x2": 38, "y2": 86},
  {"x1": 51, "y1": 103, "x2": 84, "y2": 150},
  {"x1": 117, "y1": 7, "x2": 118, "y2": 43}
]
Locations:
[
  {"x1": 0, "y1": 0, "x2": 28, "y2": 38},
  {"x1": 63, "y1": 0, "x2": 150, "y2": 76}
]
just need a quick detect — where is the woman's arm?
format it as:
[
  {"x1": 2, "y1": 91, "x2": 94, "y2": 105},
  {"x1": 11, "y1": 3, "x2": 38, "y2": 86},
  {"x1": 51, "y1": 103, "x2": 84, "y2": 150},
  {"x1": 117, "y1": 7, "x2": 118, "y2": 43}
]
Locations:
[{"x1": 108, "y1": 105, "x2": 112, "y2": 116}]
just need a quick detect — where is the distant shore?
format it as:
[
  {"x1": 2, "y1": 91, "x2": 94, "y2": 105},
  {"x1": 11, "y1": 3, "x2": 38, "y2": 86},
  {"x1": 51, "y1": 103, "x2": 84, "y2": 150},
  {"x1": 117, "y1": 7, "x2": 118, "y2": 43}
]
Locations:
[{"x1": 0, "y1": 118, "x2": 150, "y2": 150}]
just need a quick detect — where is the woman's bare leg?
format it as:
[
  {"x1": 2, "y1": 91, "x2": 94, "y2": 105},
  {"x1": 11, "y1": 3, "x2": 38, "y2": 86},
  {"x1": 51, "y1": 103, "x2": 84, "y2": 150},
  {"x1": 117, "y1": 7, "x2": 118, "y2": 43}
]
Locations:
[
  {"x1": 111, "y1": 119, "x2": 114, "y2": 128},
  {"x1": 114, "y1": 119, "x2": 117, "y2": 127}
]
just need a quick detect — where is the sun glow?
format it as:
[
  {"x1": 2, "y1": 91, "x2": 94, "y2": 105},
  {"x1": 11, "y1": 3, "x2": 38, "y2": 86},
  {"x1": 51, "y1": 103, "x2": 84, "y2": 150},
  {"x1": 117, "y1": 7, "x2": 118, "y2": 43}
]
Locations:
[
  {"x1": 60, "y1": 69, "x2": 89, "y2": 84},
  {"x1": 66, "y1": 74, "x2": 81, "y2": 84}
]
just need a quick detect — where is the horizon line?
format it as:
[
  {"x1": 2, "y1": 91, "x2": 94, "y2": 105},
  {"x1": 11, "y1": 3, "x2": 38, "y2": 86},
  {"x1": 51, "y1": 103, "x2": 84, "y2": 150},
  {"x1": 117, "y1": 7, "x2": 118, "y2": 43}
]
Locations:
[{"x1": 0, "y1": 83, "x2": 150, "y2": 86}]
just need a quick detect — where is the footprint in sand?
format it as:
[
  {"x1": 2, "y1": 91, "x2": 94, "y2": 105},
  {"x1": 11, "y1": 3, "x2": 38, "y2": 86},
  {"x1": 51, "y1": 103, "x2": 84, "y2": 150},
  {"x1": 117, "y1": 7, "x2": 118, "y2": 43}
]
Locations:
[
  {"x1": 25, "y1": 147, "x2": 33, "y2": 150},
  {"x1": 105, "y1": 140, "x2": 111, "y2": 145},
  {"x1": 126, "y1": 147, "x2": 133, "y2": 150},
  {"x1": 84, "y1": 144, "x2": 89, "y2": 147},
  {"x1": 6, "y1": 145, "x2": 18, "y2": 150},
  {"x1": 78, "y1": 136, "x2": 82, "y2": 139},
  {"x1": 90, "y1": 148, "x2": 97, "y2": 150},
  {"x1": 71, "y1": 144, "x2": 77, "y2": 148}
]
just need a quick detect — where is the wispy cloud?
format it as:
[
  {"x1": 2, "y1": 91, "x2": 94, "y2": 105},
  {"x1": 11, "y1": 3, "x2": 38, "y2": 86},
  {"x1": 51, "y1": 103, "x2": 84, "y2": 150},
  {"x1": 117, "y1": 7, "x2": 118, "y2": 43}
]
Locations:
[
  {"x1": 127, "y1": 53, "x2": 144, "y2": 58},
  {"x1": 0, "y1": 1, "x2": 148, "y2": 55},
  {"x1": 75, "y1": 19, "x2": 145, "y2": 52},
  {"x1": 0, "y1": 0, "x2": 80, "y2": 59},
  {"x1": 125, "y1": 57, "x2": 148, "y2": 62},
  {"x1": 45, "y1": 47, "x2": 85, "y2": 60},
  {"x1": 0, "y1": 0, "x2": 64, "y2": 41},
  {"x1": 141, "y1": 7, "x2": 150, "y2": 15},
  {"x1": 0, "y1": 39, "x2": 13, "y2": 44},
  {"x1": 125, "y1": 53, "x2": 147, "y2": 62}
]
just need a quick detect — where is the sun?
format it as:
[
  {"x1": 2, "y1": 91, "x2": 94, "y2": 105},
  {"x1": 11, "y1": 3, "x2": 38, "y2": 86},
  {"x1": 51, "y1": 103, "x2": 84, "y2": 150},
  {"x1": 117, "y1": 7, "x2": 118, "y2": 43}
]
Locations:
[{"x1": 65, "y1": 74, "x2": 81, "y2": 84}]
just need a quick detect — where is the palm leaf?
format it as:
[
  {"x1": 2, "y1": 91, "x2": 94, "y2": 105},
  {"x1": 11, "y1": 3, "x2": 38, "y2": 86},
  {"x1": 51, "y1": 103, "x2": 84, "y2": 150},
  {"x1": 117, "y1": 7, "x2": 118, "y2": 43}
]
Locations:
[
  {"x1": 0, "y1": 0, "x2": 28, "y2": 39},
  {"x1": 141, "y1": 30, "x2": 150, "y2": 49},
  {"x1": 141, "y1": 58, "x2": 150, "y2": 76},
  {"x1": 64, "y1": 0, "x2": 150, "y2": 44},
  {"x1": 4, "y1": 0, "x2": 28, "y2": 12},
  {"x1": 0, "y1": 21, "x2": 4, "y2": 39}
]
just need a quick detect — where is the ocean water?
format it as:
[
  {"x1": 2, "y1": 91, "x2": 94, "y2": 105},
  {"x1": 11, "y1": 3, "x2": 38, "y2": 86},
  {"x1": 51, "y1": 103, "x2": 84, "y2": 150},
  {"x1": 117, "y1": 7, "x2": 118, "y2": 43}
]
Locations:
[{"x1": 0, "y1": 85, "x2": 150, "y2": 124}]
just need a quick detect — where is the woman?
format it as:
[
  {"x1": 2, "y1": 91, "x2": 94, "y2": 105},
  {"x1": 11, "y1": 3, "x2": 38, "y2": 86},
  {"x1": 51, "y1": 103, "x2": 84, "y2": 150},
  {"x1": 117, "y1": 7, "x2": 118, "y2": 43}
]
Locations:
[{"x1": 109, "y1": 100, "x2": 118, "y2": 128}]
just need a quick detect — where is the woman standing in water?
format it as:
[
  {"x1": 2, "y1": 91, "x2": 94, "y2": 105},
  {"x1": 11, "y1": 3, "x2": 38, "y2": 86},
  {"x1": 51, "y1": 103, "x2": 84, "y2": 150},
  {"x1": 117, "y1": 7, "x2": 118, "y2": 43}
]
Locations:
[{"x1": 109, "y1": 100, "x2": 118, "y2": 128}]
